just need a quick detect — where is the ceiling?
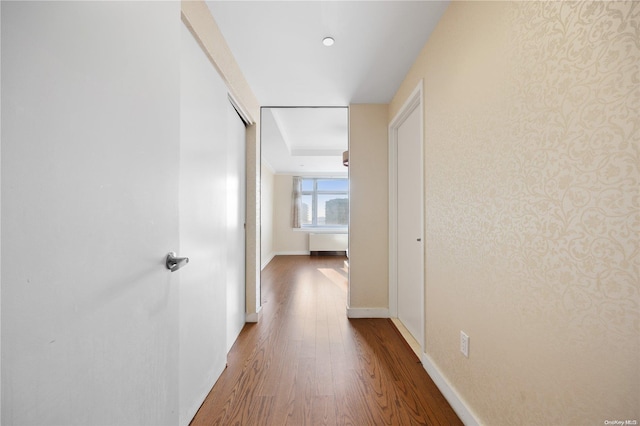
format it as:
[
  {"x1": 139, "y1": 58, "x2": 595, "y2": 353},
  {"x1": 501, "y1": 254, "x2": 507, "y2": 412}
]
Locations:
[
  {"x1": 262, "y1": 107, "x2": 349, "y2": 175},
  {"x1": 206, "y1": 1, "x2": 449, "y2": 173}
]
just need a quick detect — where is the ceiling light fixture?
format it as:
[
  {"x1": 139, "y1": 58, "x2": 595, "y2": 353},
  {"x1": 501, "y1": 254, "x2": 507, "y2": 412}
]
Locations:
[{"x1": 322, "y1": 37, "x2": 335, "y2": 47}]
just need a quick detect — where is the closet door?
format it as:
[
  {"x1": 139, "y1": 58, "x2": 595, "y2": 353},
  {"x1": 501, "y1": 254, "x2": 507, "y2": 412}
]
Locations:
[
  {"x1": 396, "y1": 104, "x2": 424, "y2": 350},
  {"x1": 179, "y1": 22, "x2": 231, "y2": 425},
  {"x1": 226, "y1": 101, "x2": 247, "y2": 353}
]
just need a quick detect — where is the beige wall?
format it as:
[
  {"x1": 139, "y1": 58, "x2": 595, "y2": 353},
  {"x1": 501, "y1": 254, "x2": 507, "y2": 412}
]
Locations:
[
  {"x1": 260, "y1": 161, "x2": 275, "y2": 268},
  {"x1": 348, "y1": 104, "x2": 389, "y2": 313},
  {"x1": 273, "y1": 174, "x2": 309, "y2": 254},
  {"x1": 390, "y1": 1, "x2": 639, "y2": 424},
  {"x1": 181, "y1": 1, "x2": 262, "y2": 318}
]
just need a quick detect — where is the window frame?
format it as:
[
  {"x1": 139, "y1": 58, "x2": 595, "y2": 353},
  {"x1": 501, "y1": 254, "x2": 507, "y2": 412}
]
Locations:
[{"x1": 300, "y1": 177, "x2": 349, "y2": 229}]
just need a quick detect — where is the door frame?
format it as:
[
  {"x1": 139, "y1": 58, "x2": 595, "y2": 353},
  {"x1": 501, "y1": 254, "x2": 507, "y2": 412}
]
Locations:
[{"x1": 388, "y1": 80, "x2": 424, "y2": 337}]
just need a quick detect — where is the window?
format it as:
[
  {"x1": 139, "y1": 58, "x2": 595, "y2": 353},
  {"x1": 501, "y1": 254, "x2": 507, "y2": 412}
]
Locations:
[{"x1": 300, "y1": 178, "x2": 348, "y2": 228}]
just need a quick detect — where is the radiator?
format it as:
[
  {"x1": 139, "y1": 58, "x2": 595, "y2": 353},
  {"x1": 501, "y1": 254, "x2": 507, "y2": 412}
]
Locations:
[{"x1": 309, "y1": 233, "x2": 348, "y2": 254}]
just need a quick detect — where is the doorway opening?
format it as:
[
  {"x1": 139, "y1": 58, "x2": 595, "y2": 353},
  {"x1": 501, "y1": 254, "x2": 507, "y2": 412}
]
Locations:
[{"x1": 259, "y1": 106, "x2": 350, "y2": 300}]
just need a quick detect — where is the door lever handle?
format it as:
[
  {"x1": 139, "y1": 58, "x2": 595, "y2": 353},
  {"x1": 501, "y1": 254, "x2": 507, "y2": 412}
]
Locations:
[{"x1": 166, "y1": 252, "x2": 189, "y2": 272}]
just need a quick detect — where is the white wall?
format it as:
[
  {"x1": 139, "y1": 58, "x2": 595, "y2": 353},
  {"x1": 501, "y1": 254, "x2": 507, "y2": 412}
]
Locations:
[
  {"x1": 1, "y1": 2, "x2": 180, "y2": 424},
  {"x1": 261, "y1": 161, "x2": 275, "y2": 268}
]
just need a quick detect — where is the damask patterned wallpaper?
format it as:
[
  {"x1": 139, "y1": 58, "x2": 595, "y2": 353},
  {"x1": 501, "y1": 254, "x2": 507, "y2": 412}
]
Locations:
[{"x1": 391, "y1": 1, "x2": 638, "y2": 424}]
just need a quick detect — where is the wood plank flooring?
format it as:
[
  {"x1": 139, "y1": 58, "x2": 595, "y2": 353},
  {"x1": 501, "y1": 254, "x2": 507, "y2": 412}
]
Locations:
[{"x1": 190, "y1": 255, "x2": 462, "y2": 426}]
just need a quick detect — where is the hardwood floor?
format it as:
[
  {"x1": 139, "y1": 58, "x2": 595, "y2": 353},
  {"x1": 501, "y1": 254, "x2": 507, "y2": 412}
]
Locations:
[{"x1": 190, "y1": 255, "x2": 462, "y2": 426}]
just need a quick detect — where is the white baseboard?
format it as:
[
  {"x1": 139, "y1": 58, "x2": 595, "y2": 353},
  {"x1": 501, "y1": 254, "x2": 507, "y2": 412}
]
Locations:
[
  {"x1": 346, "y1": 307, "x2": 389, "y2": 318},
  {"x1": 261, "y1": 252, "x2": 310, "y2": 270},
  {"x1": 421, "y1": 352, "x2": 480, "y2": 426},
  {"x1": 245, "y1": 305, "x2": 262, "y2": 323},
  {"x1": 181, "y1": 362, "x2": 225, "y2": 426},
  {"x1": 261, "y1": 253, "x2": 276, "y2": 270}
]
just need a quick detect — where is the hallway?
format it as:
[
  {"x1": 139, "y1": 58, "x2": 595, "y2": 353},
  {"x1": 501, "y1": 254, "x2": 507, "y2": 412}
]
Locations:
[{"x1": 190, "y1": 255, "x2": 461, "y2": 425}]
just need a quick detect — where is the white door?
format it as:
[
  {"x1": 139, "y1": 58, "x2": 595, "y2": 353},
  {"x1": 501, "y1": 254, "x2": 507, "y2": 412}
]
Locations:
[
  {"x1": 1, "y1": 2, "x2": 180, "y2": 425},
  {"x1": 179, "y1": 23, "x2": 238, "y2": 425},
  {"x1": 226, "y1": 102, "x2": 247, "y2": 353},
  {"x1": 396, "y1": 105, "x2": 424, "y2": 349}
]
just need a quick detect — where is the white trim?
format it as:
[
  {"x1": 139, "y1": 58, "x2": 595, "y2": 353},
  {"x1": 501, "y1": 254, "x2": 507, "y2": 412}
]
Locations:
[
  {"x1": 388, "y1": 80, "x2": 424, "y2": 323},
  {"x1": 245, "y1": 305, "x2": 262, "y2": 323},
  {"x1": 182, "y1": 363, "x2": 225, "y2": 426},
  {"x1": 346, "y1": 307, "x2": 389, "y2": 318},
  {"x1": 293, "y1": 228, "x2": 348, "y2": 234},
  {"x1": 421, "y1": 352, "x2": 481, "y2": 426},
  {"x1": 275, "y1": 171, "x2": 348, "y2": 178},
  {"x1": 0, "y1": 3, "x2": 3, "y2": 416},
  {"x1": 388, "y1": 123, "x2": 398, "y2": 318},
  {"x1": 261, "y1": 253, "x2": 276, "y2": 271},
  {"x1": 227, "y1": 92, "x2": 254, "y2": 126},
  {"x1": 263, "y1": 251, "x2": 335, "y2": 270}
]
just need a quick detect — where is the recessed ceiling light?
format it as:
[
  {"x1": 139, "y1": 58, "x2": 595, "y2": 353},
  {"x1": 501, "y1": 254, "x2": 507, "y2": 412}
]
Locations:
[{"x1": 322, "y1": 37, "x2": 335, "y2": 47}]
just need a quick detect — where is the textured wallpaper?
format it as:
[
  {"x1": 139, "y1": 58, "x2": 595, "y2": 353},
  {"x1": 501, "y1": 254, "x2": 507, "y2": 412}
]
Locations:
[
  {"x1": 507, "y1": 1, "x2": 638, "y2": 343},
  {"x1": 393, "y1": 1, "x2": 639, "y2": 424}
]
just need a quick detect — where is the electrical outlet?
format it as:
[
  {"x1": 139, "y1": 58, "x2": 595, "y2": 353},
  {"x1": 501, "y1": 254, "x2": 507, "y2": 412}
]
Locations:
[{"x1": 460, "y1": 331, "x2": 469, "y2": 358}]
